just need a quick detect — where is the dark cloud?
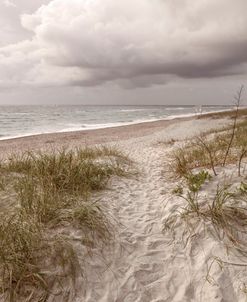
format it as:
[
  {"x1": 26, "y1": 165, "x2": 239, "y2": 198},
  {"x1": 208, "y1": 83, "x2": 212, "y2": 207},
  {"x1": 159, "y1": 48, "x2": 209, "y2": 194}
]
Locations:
[{"x1": 0, "y1": 0, "x2": 247, "y2": 90}]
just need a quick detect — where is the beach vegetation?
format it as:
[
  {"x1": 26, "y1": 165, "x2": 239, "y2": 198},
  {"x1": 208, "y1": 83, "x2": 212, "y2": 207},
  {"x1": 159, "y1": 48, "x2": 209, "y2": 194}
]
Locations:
[
  {"x1": 185, "y1": 170, "x2": 212, "y2": 192},
  {"x1": 222, "y1": 85, "x2": 244, "y2": 167},
  {"x1": 171, "y1": 184, "x2": 183, "y2": 195},
  {"x1": 166, "y1": 86, "x2": 247, "y2": 261},
  {"x1": 166, "y1": 183, "x2": 247, "y2": 253},
  {"x1": 0, "y1": 146, "x2": 131, "y2": 301},
  {"x1": 171, "y1": 116, "x2": 247, "y2": 178}
]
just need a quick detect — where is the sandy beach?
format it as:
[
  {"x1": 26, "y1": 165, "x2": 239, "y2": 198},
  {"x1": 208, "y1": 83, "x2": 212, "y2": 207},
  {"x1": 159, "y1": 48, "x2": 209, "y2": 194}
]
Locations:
[
  {"x1": 0, "y1": 113, "x2": 246, "y2": 302},
  {"x1": 0, "y1": 111, "x2": 232, "y2": 155},
  {"x1": 1, "y1": 0, "x2": 247, "y2": 300},
  {"x1": 0, "y1": 116, "x2": 194, "y2": 155}
]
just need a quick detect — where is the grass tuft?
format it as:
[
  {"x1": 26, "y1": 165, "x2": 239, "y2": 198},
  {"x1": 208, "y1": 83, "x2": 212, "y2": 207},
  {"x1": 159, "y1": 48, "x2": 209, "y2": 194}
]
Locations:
[
  {"x1": 171, "y1": 118, "x2": 247, "y2": 178},
  {"x1": 166, "y1": 183, "x2": 247, "y2": 252},
  {"x1": 0, "y1": 146, "x2": 131, "y2": 301},
  {"x1": 166, "y1": 96, "x2": 247, "y2": 256}
]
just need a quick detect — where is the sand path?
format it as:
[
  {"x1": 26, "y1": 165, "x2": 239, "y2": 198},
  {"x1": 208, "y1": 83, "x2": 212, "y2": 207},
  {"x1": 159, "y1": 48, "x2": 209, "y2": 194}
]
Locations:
[{"x1": 85, "y1": 137, "x2": 171, "y2": 302}]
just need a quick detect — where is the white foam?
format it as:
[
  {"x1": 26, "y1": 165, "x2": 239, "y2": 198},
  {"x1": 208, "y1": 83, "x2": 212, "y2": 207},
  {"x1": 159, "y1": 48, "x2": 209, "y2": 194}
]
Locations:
[{"x1": 0, "y1": 108, "x2": 233, "y2": 141}]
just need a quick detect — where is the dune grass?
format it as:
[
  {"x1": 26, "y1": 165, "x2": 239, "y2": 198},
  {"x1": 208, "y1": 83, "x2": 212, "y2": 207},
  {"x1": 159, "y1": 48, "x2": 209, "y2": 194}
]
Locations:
[
  {"x1": 6, "y1": 147, "x2": 129, "y2": 194},
  {"x1": 0, "y1": 146, "x2": 131, "y2": 301},
  {"x1": 171, "y1": 117, "x2": 247, "y2": 178},
  {"x1": 165, "y1": 182, "x2": 247, "y2": 247},
  {"x1": 165, "y1": 97, "x2": 247, "y2": 255}
]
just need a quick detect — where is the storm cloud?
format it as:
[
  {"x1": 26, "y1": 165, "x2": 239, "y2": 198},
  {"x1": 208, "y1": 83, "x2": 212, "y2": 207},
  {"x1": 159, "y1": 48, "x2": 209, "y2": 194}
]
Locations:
[{"x1": 0, "y1": 0, "x2": 247, "y2": 90}]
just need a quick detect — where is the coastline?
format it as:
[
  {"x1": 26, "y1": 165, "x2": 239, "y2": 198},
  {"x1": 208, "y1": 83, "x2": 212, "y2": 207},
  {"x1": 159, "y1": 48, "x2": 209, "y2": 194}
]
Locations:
[
  {"x1": 0, "y1": 107, "x2": 235, "y2": 144},
  {"x1": 0, "y1": 115, "x2": 194, "y2": 155},
  {"x1": 0, "y1": 107, "x2": 241, "y2": 155}
]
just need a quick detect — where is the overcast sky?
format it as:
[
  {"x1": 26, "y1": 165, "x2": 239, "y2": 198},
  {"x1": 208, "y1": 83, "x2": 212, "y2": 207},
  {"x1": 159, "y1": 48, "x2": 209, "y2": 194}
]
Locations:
[{"x1": 0, "y1": 0, "x2": 246, "y2": 105}]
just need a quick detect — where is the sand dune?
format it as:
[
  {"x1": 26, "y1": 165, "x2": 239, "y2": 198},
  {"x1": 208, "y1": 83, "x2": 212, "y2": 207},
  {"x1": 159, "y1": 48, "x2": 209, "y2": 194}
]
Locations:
[
  {"x1": 1, "y1": 116, "x2": 246, "y2": 302},
  {"x1": 73, "y1": 118, "x2": 246, "y2": 302}
]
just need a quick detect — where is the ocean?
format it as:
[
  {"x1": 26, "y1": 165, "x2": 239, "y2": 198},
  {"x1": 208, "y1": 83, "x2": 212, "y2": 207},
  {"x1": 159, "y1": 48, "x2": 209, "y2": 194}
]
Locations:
[{"x1": 0, "y1": 105, "x2": 229, "y2": 140}]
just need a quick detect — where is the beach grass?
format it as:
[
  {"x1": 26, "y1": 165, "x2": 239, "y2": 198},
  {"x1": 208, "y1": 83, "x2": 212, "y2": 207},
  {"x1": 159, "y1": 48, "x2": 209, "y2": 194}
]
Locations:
[
  {"x1": 165, "y1": 182, "x2": 247, "y2": 253},
  {"x1": 0, "y1": 146, "x2": 131, "y2": 301},
  {"x1": 171, "y1": 117, "x2": 247, "y2": 178},
  {"x1": 165, "y1": 105, "x2": 247, "y2": 254}
]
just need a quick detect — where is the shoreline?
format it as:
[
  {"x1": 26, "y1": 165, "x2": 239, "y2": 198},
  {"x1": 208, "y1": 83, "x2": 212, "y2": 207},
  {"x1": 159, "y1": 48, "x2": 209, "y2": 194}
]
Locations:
[
  {"x1": 0, "y1": 107, "x2": 245, "y2": 156},
  {"x1": 0, "y1": 116, "x2": 184, "y2": 155},
  {"x1": 0, "y1": 112, "x2": 198, "y2": 142},
  {"x1": 0, "y1": 107, "x2": 236, "y2": 143}
]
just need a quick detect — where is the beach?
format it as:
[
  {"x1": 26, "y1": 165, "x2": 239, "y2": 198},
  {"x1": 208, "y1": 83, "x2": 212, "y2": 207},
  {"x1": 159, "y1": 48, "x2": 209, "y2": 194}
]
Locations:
[
  {"x1": 2, "y1": 0, "x2": 247, "y2": 299},
  {"x1": 1, "y1": 0, "x2": 247, "y2": 300},
  {"x1": 0, "y1": 116, "x2": 194, "y2": 156},
  {"x1": 0, "y1": 112, "x2": 246, "y2": 302},
  {"x1": 0, "y1": 111, "x2": 232, "y2": 155}
]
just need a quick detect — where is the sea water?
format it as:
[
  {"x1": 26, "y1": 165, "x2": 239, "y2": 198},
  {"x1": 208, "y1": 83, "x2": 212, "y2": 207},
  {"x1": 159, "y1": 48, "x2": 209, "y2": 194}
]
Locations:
[{"x1": 0, "y1": 105, "x2": 229, "y2": 140}]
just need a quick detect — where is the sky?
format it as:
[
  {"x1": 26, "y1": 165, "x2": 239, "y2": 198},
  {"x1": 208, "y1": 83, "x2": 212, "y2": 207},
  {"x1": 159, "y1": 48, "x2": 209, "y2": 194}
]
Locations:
[{"x1": 0, "y1": 0, "x2": 246, "y2": 105}]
